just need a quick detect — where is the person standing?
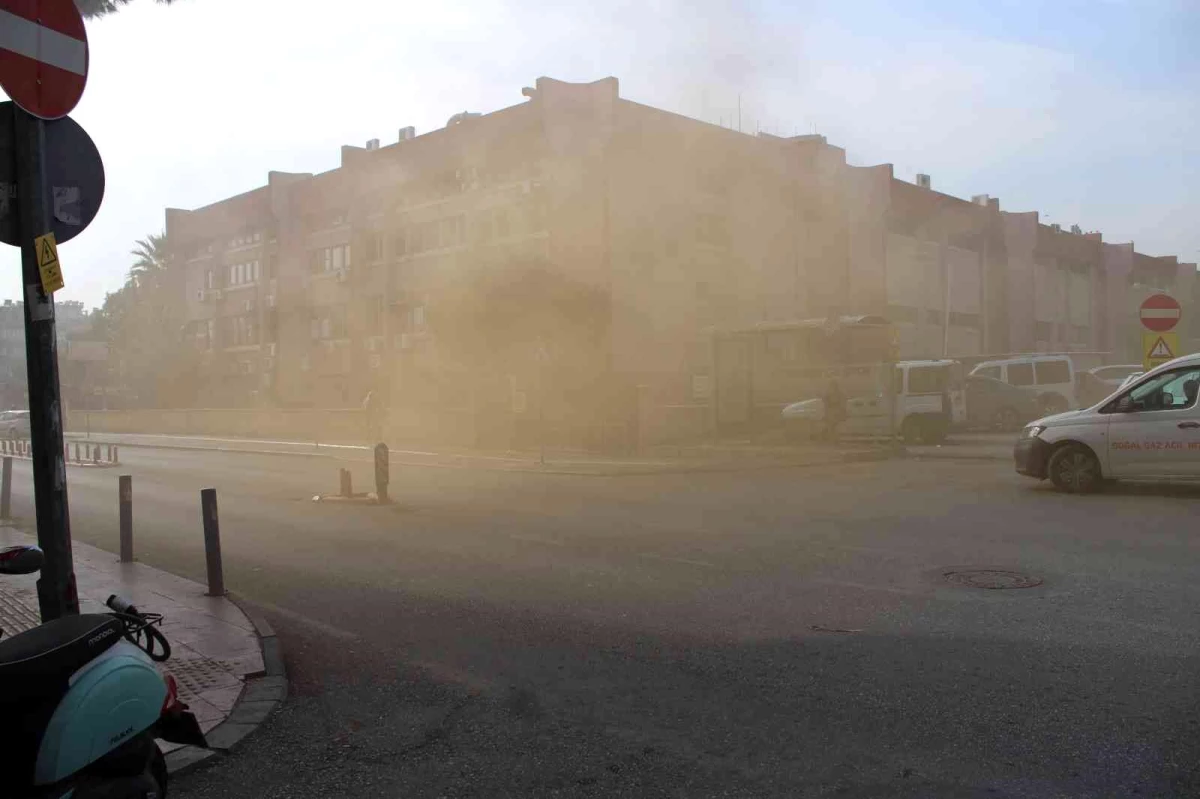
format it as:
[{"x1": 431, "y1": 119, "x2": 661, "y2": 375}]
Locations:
[{"x1": 823, "y1": 379, "x2": 846, "y2": 442}]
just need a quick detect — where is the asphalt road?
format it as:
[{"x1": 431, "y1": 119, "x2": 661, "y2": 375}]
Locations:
[{"x1": 7, "y1": 448, "x2": 1200, "y2": 797}]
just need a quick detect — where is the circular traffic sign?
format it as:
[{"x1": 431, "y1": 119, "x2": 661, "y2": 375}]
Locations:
[
  {"x1": 0, "y1": 0, "x2": 89, "y2": 120},
  {"x1": 1139, "y1": 293, "x2": 1181, "y2": 333},
  {"x1": 0, "y1": 101, "x2": 105, "y2": 245}
]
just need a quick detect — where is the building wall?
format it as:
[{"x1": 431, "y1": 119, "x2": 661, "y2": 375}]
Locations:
[{"x1": 158, "y1": 75, "x2": 1199, "y2": 444}]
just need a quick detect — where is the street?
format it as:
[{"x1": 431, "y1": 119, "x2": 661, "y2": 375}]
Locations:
[{"x1": 7, "y1": 447, "x2": 1200, "y2": 797}]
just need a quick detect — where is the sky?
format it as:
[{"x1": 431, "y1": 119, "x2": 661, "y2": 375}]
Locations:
[{"x1": 2, "y1": 0, "x2": 1197, "y2": 309}]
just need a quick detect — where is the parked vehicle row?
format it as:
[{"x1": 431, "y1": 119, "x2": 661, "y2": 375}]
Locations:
[{"x1": 781, "y1": 353, "x2": 1153, "y2": 442}]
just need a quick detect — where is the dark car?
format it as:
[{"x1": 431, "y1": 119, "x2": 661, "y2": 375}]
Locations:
[
  {"x1": 965, "y1": 375, "x2": 1041, "y2": 432},
  {"x1": 1075, "y1": 364, "x2": 1143, "y2": 407}
]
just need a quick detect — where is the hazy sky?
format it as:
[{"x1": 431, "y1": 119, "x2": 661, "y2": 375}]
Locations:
[{"x1": 2, "y1": 0, "x2": 1197, "y2": 309}]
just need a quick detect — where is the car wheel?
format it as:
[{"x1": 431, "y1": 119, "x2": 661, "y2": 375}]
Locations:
[
  {"x1": 1041, "y1": 394, "x2": 1068, "y2": 416},
  {"x1": 993, "y1": 407, "x2": 1021, "y2": 432},
  {"x1": 901, "y1": 416, "x2": 922, "y2": 444},
  {"x1": 920, "y1": 419, "x2": 947, "y2": 444},
  {"x1": 1047, "y1": 443, "x2": 1102, "y2": 494}
]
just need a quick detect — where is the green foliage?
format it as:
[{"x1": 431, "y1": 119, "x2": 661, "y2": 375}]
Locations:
[
  {"x1": 76, "y1": 0, "x2": 179, "y2": 20},
  {"x1": 88, "y1": 231, "x2": 196, "y2": 406}
]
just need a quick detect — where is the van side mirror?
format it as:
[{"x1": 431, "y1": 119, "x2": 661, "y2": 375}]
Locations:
[{"x1": 1115, "y1": 395, "x2": 1135, "y2": 413}]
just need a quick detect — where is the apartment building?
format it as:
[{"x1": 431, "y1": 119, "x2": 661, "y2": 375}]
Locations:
[{"x1": 163, "y1": 75, "x2": 1196, "y2": 443}]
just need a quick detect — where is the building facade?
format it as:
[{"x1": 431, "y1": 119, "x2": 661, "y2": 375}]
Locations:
[{"x1": 162, "y1": 76, "x2": 1198, "y2": 443}]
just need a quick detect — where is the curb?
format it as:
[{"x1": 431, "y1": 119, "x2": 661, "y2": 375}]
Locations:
[
  {"x1": 164, "y1": 595, "x2": 288, "y2": 777},
  {"x1": 65, "y1": 435, "x2": 904, "y2": 477}
]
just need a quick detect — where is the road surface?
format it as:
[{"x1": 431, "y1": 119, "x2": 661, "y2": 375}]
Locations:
[{"x1": 6, "y1": 447, "x2": 1200, "y2": 797}]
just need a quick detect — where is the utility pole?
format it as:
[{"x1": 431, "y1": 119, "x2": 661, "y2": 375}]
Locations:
[{"x1": 14, "y1": 107, "x2": 78, "y2": 620}]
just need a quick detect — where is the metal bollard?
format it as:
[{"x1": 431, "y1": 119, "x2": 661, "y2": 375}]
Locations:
[
  {"x1": 73, "y1": 442, "x2": 79, "y2": 463},
  {"x1": 1, "y1": 456, "x2": 10, "y2": 520},
  {"x1": 374, "y1": 443, "x2": 390, "y2": 504},
  {"x1": 107, "y1": 444, "x2": 113, "y2": 462},
  {"x1": 92, "y1": 445, "x2": 100, "y2": 464},
  {"x1": 119, "y1": 475, "x2": 133, "y2": 563},
  {"x1": 339, "y1": 468, "x2": 352, "y2": 498},
  {"x1": 200, "y1": 488, "x2": 225, "y2": 596},
  {"x1": 112, "y1": 445, "x2": 119, "y2": 464}
]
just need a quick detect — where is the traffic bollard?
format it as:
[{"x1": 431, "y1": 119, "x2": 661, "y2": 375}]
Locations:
[
  {"x1": 339, "y1": 468, "x2": 352, "y2": 498},
  {"x1": 1, "y1": 456, "x2": 11, "y2": 520},
  {"x1": 374, "y1": 442, "x2": 390, "y2": 504},
  {"x1": 73, "y1": 442, "x2": 79, "y2": 463},
  {"x1": 200, "y1": 489, "x2": 225, "y2": 596},
  {"x1": 107, "y1": 444, "x2": 113, "y2": 462},
  {"x1": 92, "y1": 445, "x2": 100, "y2": 464},
  {"x1": 113, "y1": 446, "x2": 119, "y2": 464},
  {"x1": 119, "y1": 475, "x2": 133, "y2": 563}
]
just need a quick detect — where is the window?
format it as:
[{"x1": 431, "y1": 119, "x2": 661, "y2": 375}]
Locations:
[
  {"x1": 310, "y1": 246, "x2": 350, "y2": 274},
  {"x1": 393, "y1": 230, "x2": 408, "y2": 258},
  {"x1": 1118, "y1": 367, "x2": 1200, "y2": 412},
  {"x1": 205, "y1": 319, "x2": 215, "y2": 350},
  {"x1": 975, "y1": 365, "x2": 1001, "y2": 380},
  {"x1": 1034, "y1": 321, "x2": 1053, "y2": 342},
  {"x1": 206, "y1": 269, "x2": 216, "y2": 290},
  {"x1": 365, "y1": 296, "x2": 383, "y2": 336},
  {"x1": 310, "y1": 305, "x2": 348, "y2": 340},
  {"x1": 1007, "y1": 363, "x2": 1034, "y2": 386},
  {"x1": 926, "y1": 309, "x2": 943, "y2": 325},
  {"x1": 907, "y1": 365, "x2": 948, "y2": 394},
  {"x1": 1034, "y1": 360, "x2": 1071, "y2": 385},
  {"x1": 364, "y1": 232, "x2": 384, "y2": 263}
]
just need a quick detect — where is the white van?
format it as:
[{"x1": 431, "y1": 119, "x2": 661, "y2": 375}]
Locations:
[
  {"x1": 1014, "y1": 352, "x2": 1200, "y2": 492},
  {"x1": 969, "y1": 355, "x2": 1077, "y2": 416},
  {"x1": 782, "y1": 360, "x2": 966, "y2": 444}
]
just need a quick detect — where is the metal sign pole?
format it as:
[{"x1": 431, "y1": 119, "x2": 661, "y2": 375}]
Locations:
[{"x1": 13, "y1": 107, "x2": 77, "y2": 620}]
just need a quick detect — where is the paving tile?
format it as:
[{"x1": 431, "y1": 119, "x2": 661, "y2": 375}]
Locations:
[{"x1": 198, "y1": 684, "x2": 245, "y2": 714}]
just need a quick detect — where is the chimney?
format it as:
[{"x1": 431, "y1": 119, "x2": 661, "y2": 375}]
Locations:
[
  {"x1": 916, "y1": 173, "x2": 931, "y2": 190},
  {"x1": 398, "y1": 126, "x2": 415, "y2": 142},
  {"x1": 365, "y1": 138, "x2": 380, "y2": 151}
]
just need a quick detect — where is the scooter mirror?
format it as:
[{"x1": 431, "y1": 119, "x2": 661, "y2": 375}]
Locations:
[{"x1": 0, "y1": 545, "x2": 44, "y2": 575}]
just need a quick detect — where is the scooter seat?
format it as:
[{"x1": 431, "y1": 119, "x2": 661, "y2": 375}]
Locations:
[{"x1": 0, "y1": 614, "x2": 125, "y2": 693}]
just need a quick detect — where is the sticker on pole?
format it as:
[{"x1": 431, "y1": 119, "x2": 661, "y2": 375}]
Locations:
[
  {"x1": 34, "y1": 231, "x2": 63, "y2": 292},
  {"x1": 0, "y1": 0, "x2": 89, "y2": 120},
  {"x1": 1139, "y1": 293, "x2": 1181, "y2": 333},
  {"x1": 1142, "y1": 331, "x2": 1178, "y2": 371}
]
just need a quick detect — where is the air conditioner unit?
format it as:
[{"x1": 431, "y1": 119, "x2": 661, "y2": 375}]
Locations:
[
  {"x1": 267, "y1": 342, "x2": 277, "y2": 357},
  {"x1": 194, "y1": 290, "x2": 205, "y2": 302},
  {"x1": 366, "y1": 337, "x2": 383, "y2": 352},
  {"x1": 244, "y1": 299, "x2": 254, "y2": 312},
  {"x1": 916, "y1": 173, "x2": 931, "y2": 189},
  {"x1": 399, "y1": 333, "x2": 413, "y2": 350},
  {"x1": 212, "y1": 289, "x2": 224, "y2": 301},
  {"x1": 265, "y1": 295, "x2": 276, "y2": 308},
  {"x1": 368, "y1": 354, "x2": 382, "y2": 369}
]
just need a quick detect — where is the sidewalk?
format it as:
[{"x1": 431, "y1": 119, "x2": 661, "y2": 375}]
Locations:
[
  {"x1": 0, "y1": 526, "x2": 286, "y2": 776},
  {"x1": 65, "y1": 431, "x2": 902, "y2": 475}
]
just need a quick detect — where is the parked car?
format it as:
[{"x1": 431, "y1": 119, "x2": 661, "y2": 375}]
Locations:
[
  {"x1": 969, "y1": 355, "x2": 1077, "y2": 416},
  {"x1": 782, "y1": 360, "x2": 966, "y2": 444},
  {"x1": 964, "y1": 375, "x2": 1041, "y2": 432},
  {"x1": 0, "y1": 410, "x2": 30, "y2": 438},
  {"x1": 1076, "y1": 364, "x2": 1143, "y2": 407}
]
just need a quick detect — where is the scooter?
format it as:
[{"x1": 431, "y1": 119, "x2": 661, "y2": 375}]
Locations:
[{"x1": 0, "y1": 545, "x2": 208, "y2": 798}]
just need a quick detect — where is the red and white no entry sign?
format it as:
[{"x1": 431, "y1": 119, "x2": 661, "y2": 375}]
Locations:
[
  {"x1": 1139, "y1": 293, "x2": 1181, "y2": 333},
  {"x1": 0, "y1": 0, "x2": 89, "y2": 120}
]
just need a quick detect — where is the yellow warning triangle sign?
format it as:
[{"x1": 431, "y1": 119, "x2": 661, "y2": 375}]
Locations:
[
  {"x1": 37, "y1": 236, "x2": 58, "y2": 268},
  {"x1": 1149, "y1": 336, "x2": 1175, "y2": 359}
]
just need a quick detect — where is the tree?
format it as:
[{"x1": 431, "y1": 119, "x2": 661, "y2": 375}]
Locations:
[
  {"x1": 87, "y1": 230, "x2": 196, "y2": 407},
  {"x1": 76, "y1": 0, "x2": 180, "y2": 20}
]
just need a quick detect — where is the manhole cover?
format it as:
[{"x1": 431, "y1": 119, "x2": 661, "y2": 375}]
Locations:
[{"x1": 943, "y1": 569, "x2": 1042, "y2": 590}]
